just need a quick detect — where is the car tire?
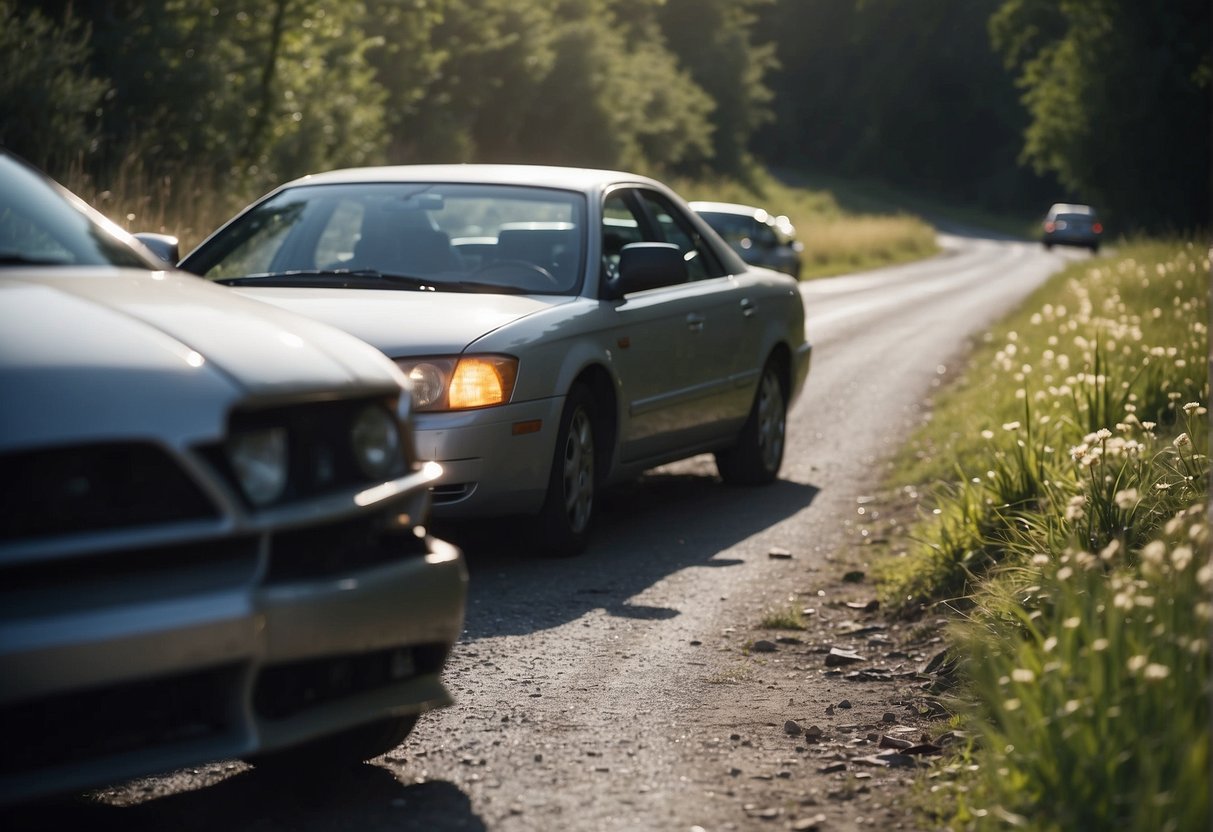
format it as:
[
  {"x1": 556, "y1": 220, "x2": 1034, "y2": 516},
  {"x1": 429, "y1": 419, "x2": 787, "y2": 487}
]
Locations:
[
  {"x1": 247, "y1": 715, "x2": 418, "y2": 774},
  {"x1": 536, "y1": 384, "x2": 597, "y2": 556},
  {"x1": 715, "y1": 359, "x2": 786, "y2": 485}
]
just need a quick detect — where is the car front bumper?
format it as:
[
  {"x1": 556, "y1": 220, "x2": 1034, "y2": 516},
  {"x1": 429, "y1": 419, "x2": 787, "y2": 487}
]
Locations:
[
  {"x1": 0, "y1": 467, "x2": 466, "y2": 805},
  {"x1": 414, "y1": 395, "x2": 566, "y2": 518}
]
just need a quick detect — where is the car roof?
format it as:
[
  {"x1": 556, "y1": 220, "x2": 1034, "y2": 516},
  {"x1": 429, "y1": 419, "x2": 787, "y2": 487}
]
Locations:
[
  {"x1": 1048, "y1": 202, "x2": 1096, "y2": 216},
  {"x1": 688, "y1": 200, "x2": 770, "y2": 220},
  {"x1": 279, "y1": 164, "x2": 668, "y2": 195}
]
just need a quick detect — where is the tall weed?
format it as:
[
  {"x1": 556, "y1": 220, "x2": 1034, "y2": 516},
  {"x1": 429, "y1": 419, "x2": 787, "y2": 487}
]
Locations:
[{"x1": 882, "y1": 240, "x2": 1210, "y2": 830}]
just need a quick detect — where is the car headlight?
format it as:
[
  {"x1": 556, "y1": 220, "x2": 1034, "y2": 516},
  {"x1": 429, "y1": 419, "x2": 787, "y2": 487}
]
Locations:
[
  {"x1": 351, "y1": 404, "x2": 404, "y2": 479},
  {"x1": 227, "y1": 427, "x2": 289, "y2": 506},
  {"x1": 394, "y1": 355, "x2": 519, "y2": 412}
]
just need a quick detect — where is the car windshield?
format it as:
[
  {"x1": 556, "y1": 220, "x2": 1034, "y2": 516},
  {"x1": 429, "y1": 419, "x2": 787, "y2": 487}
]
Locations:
[
  {"x1": 185, "y1": 182, "x2": 588, "y2": 295},
  {"x1": 0, "y1": 154, "x2": 157, "y2": 270}
]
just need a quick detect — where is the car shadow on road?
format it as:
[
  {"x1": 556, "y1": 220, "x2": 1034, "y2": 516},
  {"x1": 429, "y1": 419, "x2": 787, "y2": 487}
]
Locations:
[
  {"x1": 2, "y1": 767, "x2": 483, "y2": 832},
  {"x1": 433, "y1": 459, "x2": 820, "y2": 640}
]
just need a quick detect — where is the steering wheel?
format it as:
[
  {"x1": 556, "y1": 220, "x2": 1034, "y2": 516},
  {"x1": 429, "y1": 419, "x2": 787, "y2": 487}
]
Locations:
[{"x1": 472, "y1": 259, "x2": 558, "y2": 287}]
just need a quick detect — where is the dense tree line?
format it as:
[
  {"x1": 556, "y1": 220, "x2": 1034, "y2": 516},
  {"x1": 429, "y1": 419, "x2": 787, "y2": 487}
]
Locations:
[{"x1": 1, "y1": 0, "x2": 1207, "y2": 231}]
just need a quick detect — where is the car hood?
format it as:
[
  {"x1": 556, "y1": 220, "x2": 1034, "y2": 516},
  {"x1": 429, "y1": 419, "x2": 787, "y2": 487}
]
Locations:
[
  {"x1": 230, "y1": 287, "x2": 571, "y2": 356},
  {"x1": 0, "y1": 269, "x2": 405, "y2": 449}
]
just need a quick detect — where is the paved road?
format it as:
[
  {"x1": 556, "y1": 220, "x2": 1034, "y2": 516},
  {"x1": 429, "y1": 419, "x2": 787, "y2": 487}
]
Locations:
[{"x1": 8, "y1": 235, "x2": 1080, "y2": 832}]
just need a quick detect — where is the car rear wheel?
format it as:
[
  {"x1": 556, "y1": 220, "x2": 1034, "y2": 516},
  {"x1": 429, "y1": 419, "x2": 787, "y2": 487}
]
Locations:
[
  {"x1": 536, "y1": 384, "x2": 597, "y2": 556},
  {"x1": 248, "y1": 715, "x2": 418, "y2": 774},
  {"x1": 715, "y1": 360, "x2": 786, "y2": 485}
]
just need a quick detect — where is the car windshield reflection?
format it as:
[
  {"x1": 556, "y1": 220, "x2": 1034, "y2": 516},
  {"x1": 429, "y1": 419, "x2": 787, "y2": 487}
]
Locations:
[{"x1": 185, "y1": 183, "x2": 588, "y2": 295}]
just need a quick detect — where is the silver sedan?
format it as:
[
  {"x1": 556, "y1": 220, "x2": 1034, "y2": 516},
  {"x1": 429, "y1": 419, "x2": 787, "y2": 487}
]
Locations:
[
  {"x1": 0, "y1": 153, "x2": 466, "y2": 804},
  {"x1": 177, "y1": 165, "x2": 812, "y2": 555}
]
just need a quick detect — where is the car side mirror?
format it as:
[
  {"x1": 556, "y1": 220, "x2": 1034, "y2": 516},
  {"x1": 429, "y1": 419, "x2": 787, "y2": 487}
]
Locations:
[
  {"x1": 134, "y1": 232, "x2": 180, "y2": 266},
  {"x1": 604, "y1": 243, "x2": 687, "y2": 299}
]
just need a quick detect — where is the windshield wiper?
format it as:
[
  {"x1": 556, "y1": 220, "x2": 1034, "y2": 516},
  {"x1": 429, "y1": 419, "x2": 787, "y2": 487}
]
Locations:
[
  {"x1": 214, "y1": 269, "x2": 437, "y2": 289},
  {"x1": 446, "y1": 280, "x2": 529, "y2": 294}
]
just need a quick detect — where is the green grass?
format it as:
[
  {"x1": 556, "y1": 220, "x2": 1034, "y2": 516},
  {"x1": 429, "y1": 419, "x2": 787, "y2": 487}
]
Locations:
[
  {"x1": 781, "y1": 168, "x2": 1042, "y2": 241},
  {"x1": 61, "y1": 154, "x2": 267, "y2": 255},
  {"x1": 669, "y1": 167, "x2": 940, "y2": 278},
  {"x1": 758, "y1": 604, "x2": 807, "y2": 630},
  {"x1": 878, "y1": 239, "x2": 1210, "y2": 830}
]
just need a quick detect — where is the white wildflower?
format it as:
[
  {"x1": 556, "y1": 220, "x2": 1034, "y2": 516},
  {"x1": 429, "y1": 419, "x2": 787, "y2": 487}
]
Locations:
[{"x1": 1114, "y1": 489, "x2": 1139, "y2": 510}]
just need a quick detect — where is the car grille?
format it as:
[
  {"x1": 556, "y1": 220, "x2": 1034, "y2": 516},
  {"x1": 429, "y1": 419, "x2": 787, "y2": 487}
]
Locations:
[
  {"x1": 266, "y1": 513, "x2": 429, "y2": 584},
  {"x1": 430, "y1": 482, "x2": 476, "y2": 505},
  {"x1": 0, "y1": 663, "x2": 242, "y2": 776},
  {"x1": 0, "y1": 536, "x2": 259, "y2": 622},
  {"x1": 0, "y1": 442, "x2": 218, "y2": 541},
  {"x1": 253, "y1": 644, "x2": 450, "y2": 720}
]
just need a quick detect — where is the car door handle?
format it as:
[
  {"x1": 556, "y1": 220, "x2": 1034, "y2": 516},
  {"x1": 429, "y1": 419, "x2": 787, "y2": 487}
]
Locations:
[
  {"x1": 740, "y1": 298, "x2": 756, "y2": 317},
  {"x1": 686, "y1": 313, "x2": 705, "y2": 332}
]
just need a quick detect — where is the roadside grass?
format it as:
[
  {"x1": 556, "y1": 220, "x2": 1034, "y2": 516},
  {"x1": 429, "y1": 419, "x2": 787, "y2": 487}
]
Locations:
[
  {"x1": 669, "y1": 168, "x2": 940, "y2": 278},
  {"x1": 758, "y1": 604, "x2": 807, "y2": 631},
  {"x1": 876, "y1": 239, "x2": 1210, "y2": 830},
  {"x1": 781, "y1": 168, "x2": 1042, "y2": 241},
  {"x1": 61, "y1": 154, "x2": 267, "y2": 255}
]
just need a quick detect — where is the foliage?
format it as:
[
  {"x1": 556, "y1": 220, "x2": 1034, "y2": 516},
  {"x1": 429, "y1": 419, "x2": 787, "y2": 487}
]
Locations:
[
  {"x1": 881, "y1": 240, "x2": 1209, "y2": 830},
  {"x1": 883, "y1": 241, "x2": 1209, "y2": 610},
  {"x1": 10, "y1": 1, "x2": 1205, "y2": 233},
  {"x1": 657, "y1": 0, "x2": 777, "y2": 176},
  {"x1": 0, "y1": 1, "x2": 107, "y2": 172},
  {"x1": 754, "y1": 0, "x2": 1059, "y2": 216},
  {"x1": 990, "y1": 0, "x2": 1212, "y2": 232}
]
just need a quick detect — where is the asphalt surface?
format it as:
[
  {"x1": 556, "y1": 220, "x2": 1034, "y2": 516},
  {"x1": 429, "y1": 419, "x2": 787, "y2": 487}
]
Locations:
[{"x1": 7, "y1": 235, "x2": 1084, "y2": 831}]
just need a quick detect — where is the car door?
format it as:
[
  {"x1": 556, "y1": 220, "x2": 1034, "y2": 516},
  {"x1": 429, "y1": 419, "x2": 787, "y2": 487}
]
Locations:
[{"x1": 605, "y1": 188, "x2": 752, "y2": 463}]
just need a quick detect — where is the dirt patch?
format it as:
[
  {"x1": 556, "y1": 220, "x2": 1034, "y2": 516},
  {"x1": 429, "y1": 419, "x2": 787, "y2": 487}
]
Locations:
[{"x1": 699, "y1": 487, "x2": 956, "y2": 831}]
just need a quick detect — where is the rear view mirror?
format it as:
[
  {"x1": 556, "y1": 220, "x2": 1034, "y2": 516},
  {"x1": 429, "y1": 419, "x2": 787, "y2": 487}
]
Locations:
[
  {"x1": 134, "y1": 232, "x2": 180, "y2": 266},
  {"x1": 604, "y1": 243, "x2": 687, "y2": 298}
]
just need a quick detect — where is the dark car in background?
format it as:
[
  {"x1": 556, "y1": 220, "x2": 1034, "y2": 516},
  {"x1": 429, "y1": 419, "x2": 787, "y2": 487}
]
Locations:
[
  {"x1": 0, "y1": 152, "x2": 467, "y2": 804},
  {"x1": 690, "y1": 201, "x2": 803, "y2": 278},
  {"x1": 1041, "y1": 203, "x2": 1103, "y2": 252}
]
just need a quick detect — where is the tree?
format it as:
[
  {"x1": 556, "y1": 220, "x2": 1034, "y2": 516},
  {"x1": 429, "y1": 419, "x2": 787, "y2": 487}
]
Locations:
[
  {"x1": 18, "y1": 0, "x2": 388, "y2": 187},
  {"x1": 991, "y1": 0, "x2": 1211, "y2": 231},
  {"x1": 656, "y1": 0, "x2": 777, "y2": 175},
  {"x1": 0, "y1": 1, "x2": 107, "y2": 172},
  {"x1": 754, "y1": 0, "x2": 1055, "y2": 213},
  {"x1": 514, "y1": 1, "x2": 714, "y2": 172}
]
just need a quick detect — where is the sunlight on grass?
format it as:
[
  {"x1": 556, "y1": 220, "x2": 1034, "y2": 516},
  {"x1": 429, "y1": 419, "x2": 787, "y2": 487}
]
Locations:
[
  {"x1": 758, "y1": 604, "x2": 806, "y2": 630},
  {"x1": 62, "y1": 154, "x2": 261, "y2": 255},
  {"x1": 879, "y1": 239, "x2": 1210, "y2": 831},
  {"x1": 672, "y1": 168, "x2": 938, "y2": 278}
]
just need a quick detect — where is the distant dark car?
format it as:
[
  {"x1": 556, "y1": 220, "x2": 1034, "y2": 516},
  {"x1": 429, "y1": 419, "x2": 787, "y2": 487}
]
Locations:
[
  {"x1": 690, "y1": 201, "x2": 803, "y2": 278},
  {"x1": 1042, "y1": 203, "x2": 1102, "y2": 252}
]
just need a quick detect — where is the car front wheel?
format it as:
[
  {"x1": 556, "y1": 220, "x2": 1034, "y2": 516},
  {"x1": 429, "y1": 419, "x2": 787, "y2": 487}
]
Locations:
[
  {"x1": 536, "y1": 384, "x2": 597, "y2": 556},
  {"x1": 715, "y1": 360, "x2": 786, "y2": 485}
]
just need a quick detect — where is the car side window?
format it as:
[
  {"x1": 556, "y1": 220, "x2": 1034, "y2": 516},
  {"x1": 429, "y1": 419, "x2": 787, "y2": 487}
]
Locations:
[
  {"x1": 753, "y1": 220, "x2": 778, "y2": 250},
  {"x1": 635, "y1": 190, "x2": 725, "y2": 281},
  {"x1": 601, "y1": 192, "x2": 646, "y2": 282}
]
